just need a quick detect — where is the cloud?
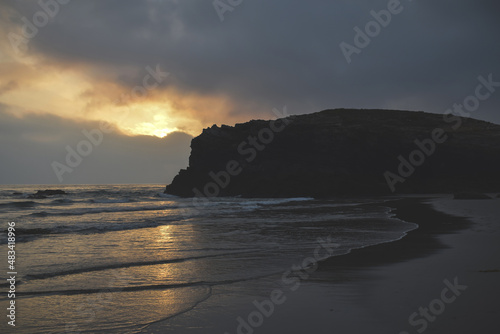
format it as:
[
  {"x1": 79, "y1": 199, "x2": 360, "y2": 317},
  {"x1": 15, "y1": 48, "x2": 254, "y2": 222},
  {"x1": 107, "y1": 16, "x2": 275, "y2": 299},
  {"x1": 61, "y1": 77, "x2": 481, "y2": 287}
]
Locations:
[
  {"x1": 0, "y1": 0, "x2": 500, "y2": 184},
  {"x1": 0, "y1": 80, "x2": 18, "y2": 96},
  {"x1": 2, "y1": 0, "x2": 499, "y2": 125},
  {"x1": 0, "y1": 104, "x2": 192, "y2": 184}
]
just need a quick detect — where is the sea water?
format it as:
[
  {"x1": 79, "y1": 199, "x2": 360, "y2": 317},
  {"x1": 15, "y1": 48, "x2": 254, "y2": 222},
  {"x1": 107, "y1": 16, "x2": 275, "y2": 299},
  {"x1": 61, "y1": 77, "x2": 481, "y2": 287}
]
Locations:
[{"x1": 0, "y1": 185, "x2": 415, "y2": 333}]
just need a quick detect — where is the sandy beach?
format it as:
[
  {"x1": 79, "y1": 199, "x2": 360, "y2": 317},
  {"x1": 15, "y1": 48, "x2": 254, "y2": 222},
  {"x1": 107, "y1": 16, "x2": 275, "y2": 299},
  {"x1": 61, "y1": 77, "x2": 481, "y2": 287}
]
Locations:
[
  {"x1": 143, "y1": 196, "x2": 500, "y2": 333},
  {"x1": 301, "y1": 196, "x2": 500, "y2": 334}
]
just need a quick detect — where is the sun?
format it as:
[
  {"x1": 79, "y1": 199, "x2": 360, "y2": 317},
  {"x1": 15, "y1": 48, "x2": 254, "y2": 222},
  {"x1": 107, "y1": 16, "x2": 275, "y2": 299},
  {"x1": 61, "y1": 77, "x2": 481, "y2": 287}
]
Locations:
[
  {"x1": 115, "y1": 104, "x2": 180, "y2": 138},
  {"x1": 122, "y1": 121, "x2": 177, "y2": 138},
  {"x1": 153, "y1": 128, "x2": 176, "y2": 138}
]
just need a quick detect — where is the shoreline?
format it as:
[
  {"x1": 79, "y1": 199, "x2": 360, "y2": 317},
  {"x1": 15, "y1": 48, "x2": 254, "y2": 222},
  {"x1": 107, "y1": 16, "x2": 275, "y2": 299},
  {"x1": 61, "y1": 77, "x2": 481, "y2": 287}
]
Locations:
[
  {"x1": 143, "y1": 196, "x2": 500, "y2": 333},
  {"x1": 316, "y1": 197, "x2": 471, "y2": 274},
  {"x1": 142, "y1": 197, "x2": 479, "y2": 333},
  {"x1": 302, "y1": 196, "x2": 500, "y2": 334}
]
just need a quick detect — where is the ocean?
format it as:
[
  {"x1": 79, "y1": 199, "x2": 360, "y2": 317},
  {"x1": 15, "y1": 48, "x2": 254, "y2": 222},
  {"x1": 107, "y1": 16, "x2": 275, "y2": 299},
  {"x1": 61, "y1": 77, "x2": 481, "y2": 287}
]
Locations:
[{"x1": 0, "y1": 185, "x2": 416, "y2": 333}]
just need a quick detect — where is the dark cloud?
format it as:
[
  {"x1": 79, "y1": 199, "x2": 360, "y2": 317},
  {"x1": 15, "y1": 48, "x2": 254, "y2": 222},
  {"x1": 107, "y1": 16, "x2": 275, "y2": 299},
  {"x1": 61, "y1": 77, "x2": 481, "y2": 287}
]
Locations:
[
  {"x1": 0, "y1": 105, "x2": 192, "y2": 184},
  {"x1": 4, "y1": 0, "x2": 499, "y2": 122}
]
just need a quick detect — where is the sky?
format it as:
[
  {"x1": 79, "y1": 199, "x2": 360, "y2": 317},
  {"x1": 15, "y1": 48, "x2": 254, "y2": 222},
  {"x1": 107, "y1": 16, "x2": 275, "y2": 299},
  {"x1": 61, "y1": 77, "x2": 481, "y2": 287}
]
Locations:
[{"x1": 0, "y1": 0, "x2": 499, "y2": 184}]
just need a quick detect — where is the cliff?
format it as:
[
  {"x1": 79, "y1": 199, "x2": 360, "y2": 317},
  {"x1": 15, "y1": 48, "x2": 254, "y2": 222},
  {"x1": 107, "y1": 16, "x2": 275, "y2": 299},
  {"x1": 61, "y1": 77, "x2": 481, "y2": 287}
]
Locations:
[{"x1": 165, "y1": 109, "x2": 500, "y2": 198}]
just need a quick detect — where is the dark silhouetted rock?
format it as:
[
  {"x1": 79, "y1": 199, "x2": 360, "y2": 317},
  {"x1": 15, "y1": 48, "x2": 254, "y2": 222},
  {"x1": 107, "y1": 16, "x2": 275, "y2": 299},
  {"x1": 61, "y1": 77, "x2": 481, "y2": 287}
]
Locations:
[
  {"x1": 29, "y1": 189, "x2": 66, "y2": 199},
  {"x1": 453, "y1": 192, "x2": 492, "y2": 200},
  {"x1": 165, "y1": 109, "x2": 500, "y2": 198}
]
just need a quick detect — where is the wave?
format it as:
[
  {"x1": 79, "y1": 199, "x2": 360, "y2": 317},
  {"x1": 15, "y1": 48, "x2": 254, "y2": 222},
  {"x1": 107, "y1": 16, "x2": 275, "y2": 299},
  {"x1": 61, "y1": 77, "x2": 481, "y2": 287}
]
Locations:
[
  {"x1": 76, "y1": 188, "x2": 164, "y2": 198},
  {"x1": 8, "y1": 192, "x2": 31, "y2": 198},
  {"x1": 16, "y1": 273, "x2": 276, "y2": 298},
  {"x1": 25, "y1": 251, "x2": 253, "y2": 280},
  {"x1": 0, "y1": 200, "x2": 39, "y2": 209},
  {"x1": 50, "y1": 198, "x2": 75, "y2": 205},
  {"x1": 30, "y1": 211, "x2": 49, "y2": 217},
  {"x1": 156, "y1": 192, "x2": 179, "y2": 199},
  {"x1": 0, "y1": 199, "x2": 77, "y2": 210},
  {"x1": 28, "y1": 204, "x2": 176, "y2": 217},
  {"x1": 3, "y1": 219, "x2": 180, "y2": 240},
  {"x1": 187, "y1": 197, "x2": 314, "y2": 209},
  {"x1": 244, "y1": 197, "x2": 315, "y2": 206},
  {"x1": 89, "y1": 198, "x2": 135, "y2": 204},
  {"x1": 11, "y1": 227, "x2": 56, "y2": 235}
]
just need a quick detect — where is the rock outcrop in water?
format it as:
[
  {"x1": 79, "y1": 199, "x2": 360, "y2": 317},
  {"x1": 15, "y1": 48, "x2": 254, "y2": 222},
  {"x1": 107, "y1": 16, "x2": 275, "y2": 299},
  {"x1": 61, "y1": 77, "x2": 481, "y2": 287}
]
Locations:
[{"x1": 165, "y1": 109, "x2": 500, "y2": 198}]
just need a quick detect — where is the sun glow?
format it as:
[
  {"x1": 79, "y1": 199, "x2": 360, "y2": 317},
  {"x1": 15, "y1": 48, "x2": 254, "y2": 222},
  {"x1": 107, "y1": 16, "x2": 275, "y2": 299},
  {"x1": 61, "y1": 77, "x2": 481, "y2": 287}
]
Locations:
[
  {"x1": 153, "y1": 128, "x2": 176, "y2": 138},
  {"x1": 116, "y1": 104, "x2": 181, "y2": 138},
  {"x1": 123, "y1": 122, "x2": 179, "y2": 138},
  {"x1": 0, "y1": 54, "x2": 234, "y2": 139}
]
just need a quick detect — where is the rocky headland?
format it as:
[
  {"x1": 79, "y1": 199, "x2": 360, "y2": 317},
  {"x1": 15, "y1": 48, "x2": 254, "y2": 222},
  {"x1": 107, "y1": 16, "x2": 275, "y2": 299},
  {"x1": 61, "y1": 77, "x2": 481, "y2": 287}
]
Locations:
[{"x1": 165, "y1": 109, "x2": 500, "y2": 198}]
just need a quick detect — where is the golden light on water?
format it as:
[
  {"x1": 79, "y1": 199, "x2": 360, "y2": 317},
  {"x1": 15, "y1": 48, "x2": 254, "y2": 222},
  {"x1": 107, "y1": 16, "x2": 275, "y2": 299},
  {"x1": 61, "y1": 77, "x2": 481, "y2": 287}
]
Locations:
[{"x1": 158, "y1": 225, "x2": 173, "y2": 242}]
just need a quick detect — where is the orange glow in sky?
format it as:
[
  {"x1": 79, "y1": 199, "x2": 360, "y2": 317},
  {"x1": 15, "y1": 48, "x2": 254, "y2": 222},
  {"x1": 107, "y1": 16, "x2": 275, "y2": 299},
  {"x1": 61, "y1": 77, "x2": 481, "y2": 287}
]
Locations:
[{"x1": 0, "y1": 49, "x2": 245, "y2": 138}]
